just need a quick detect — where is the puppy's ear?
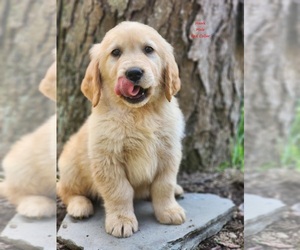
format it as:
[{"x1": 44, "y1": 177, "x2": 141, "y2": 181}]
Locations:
[
  {"x1": 164, "y1": 46, "x2": 181, "y2": 102},
  {"x1": 39, "y1": 61, "x2": 57, "y2": 102},
  {"x1": 81, "y1": 59, "x2": 101, "y2": 107}
]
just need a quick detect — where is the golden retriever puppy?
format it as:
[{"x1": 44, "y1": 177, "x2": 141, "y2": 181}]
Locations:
[
  {"x1": 0, "y1": 57, "x2": 56, "y2": 218},
  {"x1": 57, "y1": 21, "x2": 185, "y2": 238}
]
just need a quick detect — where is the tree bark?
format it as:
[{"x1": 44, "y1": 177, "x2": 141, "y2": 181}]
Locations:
[
  {"x1": 244, "y1": 0, "x2": 300, "y2": 169},
  {"x1": 57, "y1": 0, "x2": 243, "y2": 172},
  {"x1": 0, "y1": 0, "x2": 56, "y2": 161}
]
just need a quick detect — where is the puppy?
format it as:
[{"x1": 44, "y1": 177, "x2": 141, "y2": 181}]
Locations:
[
  {"x1": 57, "y1": 21, "x2": 185, "y2": 238},
  {"x1": 0, "y1": 56, "x2": 56, "y2": 218}
]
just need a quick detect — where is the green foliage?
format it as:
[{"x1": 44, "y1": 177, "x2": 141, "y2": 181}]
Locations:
[
  {"x1": 281, "y1": 105, "x2": 300, "y2": 170},
  {"x1": 219, "y1": 103, "x2": 300, "y2": 172},
  {"x1": 219, "y1": 106, "x2": 244, "y2": 171},
  {"x1": 232, "y1": 107, "x2": 244, "y2": 170}
]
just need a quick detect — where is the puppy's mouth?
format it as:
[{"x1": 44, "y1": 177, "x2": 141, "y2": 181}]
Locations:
[{"x1": 115, "y1": 77, "x2": 149, "y2": 104}]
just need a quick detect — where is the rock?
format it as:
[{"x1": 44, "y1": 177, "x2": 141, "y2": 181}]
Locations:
[
  {"x1": 291, "y1": 202, "x2": 300, "y2": 216},
  {"x1": 57, "y1": 193, "x2": 235, "y2": 250},
  {"x1": 0, "y1": 214, "x2": 56, "y2": 250},
  {"x1": 244, "y1": 194, "x2": 286, "y2": 237}
]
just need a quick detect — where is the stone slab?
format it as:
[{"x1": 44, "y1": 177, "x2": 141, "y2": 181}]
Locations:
[
  {"x1": 244, "y1": 194, "x2": 286, "y2": 237},
  {"x1": 57, "y1": 193, "x2": 235, "y2": 250},
  {"x1": 0, "y1": 214, "x2": 56, "y2": 250}
]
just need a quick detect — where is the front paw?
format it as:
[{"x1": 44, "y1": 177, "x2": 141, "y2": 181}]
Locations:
[
  {"x1": 155, "y1": 203, "x2": 186, "y2": 225},
  {"x1": 105, "y1": 213, "x2": 138, "y2": 238}
]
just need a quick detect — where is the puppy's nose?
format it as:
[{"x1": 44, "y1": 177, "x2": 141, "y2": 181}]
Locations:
[{"x1": 125, "y1": 67, "x2": 144, "y2": 83}]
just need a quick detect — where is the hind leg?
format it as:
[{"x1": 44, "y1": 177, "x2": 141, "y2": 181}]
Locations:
[
  {"x1": 66, "y1": 195, "x2": 94, "y2": 218},
  {"x1": 17, "y1": 195, "x2": 56, "y2": 218},
  {"x1": 57, "y1": 180, "x2": 94, "y2": 219}
]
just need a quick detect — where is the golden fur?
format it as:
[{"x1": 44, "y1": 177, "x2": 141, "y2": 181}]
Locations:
[
  {"x1": 57, "y1": 21, "x2": 185, "y2": 238},
  {"x1": 0, "y1": 56, "x2": 56, "y2": 218}
]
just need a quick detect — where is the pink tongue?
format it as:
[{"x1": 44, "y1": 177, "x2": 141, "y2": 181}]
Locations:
[{"x1": 115, "y1": 78, "x2": 140, "y2": 97}]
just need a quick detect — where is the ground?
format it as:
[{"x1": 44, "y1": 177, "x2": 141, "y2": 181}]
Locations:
[
  {"x1": 245, "y1": 169, "x2": 300, "y2": 249},
  {"x1": 2, "y1": 169, "x2": 299, "y2": 249},
  {"x1": 0, "y1": 199, "x2": 19, "y2": 250},
  {"x1": 0, "y1": 169, "x2": 244, "y2": 249},
  {"x1": 56, "y1": 169, "x2": 244, "y2": 249},
  {"x1": 179, "y1": 169, "x2": 244, "y2": 250}
]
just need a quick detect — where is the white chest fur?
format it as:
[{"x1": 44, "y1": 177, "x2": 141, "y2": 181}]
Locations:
[
  {"x1": 88, "y1": 112, "x2": 161, "y2": 187},
  {"x1": 88, "y1": 100, "x2": 184, "y2": 191}
]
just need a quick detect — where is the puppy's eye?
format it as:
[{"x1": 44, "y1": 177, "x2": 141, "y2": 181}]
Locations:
[
  {"x1": 111, "y1": 49, "x2": 121, "y2": 57},
  {"x1": 144, "y1": 46, "x2": 154, "y2": 54}
]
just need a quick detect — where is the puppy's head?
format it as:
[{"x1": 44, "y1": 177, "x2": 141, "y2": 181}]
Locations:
[
  {"x1": 39, "y1": 50, "x2": 56, "y2": 102},
  {"x1": 81, "y1": 21, "x2": 180, "y2": 108}
]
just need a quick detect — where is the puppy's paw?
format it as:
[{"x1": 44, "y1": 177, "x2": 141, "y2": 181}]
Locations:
[
  {"x1": 105, "y1": 213, "x2": 138, "y2": 238},
  {"x1": 155, "y1": 203, "x2": 186, "y2": 225},
  {"x1": 175, "y1": 184, "x2": 184, "y2": 197},
  {"x1": 67, "y1": 196, "x2": 94, "y2": 218},
  {"x1": 17, "y1": 196, "x2": 56, "y2": 218}
]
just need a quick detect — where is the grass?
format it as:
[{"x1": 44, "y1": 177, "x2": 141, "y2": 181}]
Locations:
[
  {"x1": 219, "y1": 106, "x2": 244, "y2": 171},
  {"x1": 232, "y1": 107, "x2": 244, "y2": 170},
  {"x1": 281, "y1": 104, "x2": 300, "y2": 170},
  {"x1": 219, "y1": 102, "x2": 300, "y2": 172}
]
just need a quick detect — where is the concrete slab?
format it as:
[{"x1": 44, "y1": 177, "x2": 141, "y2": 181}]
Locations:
[
  {"x1": 0, "y1": 214, "x2": 56, "y2": 250},
  {"x1": 244, "y1": 194, "x2": 286, "y2": 237},
  {"x1": 57, "y1": 193, "x2": 235, "y2": 250}
]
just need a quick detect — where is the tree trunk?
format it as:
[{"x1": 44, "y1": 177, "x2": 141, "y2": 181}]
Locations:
[
  {"x1": 244, "y1": 0, "x2": 300, "y2": 169},
  {"x1": 0, "y1": 0, "x2": 56, "y2": 161},
  {"x1": 57, "y1": 0, "x2": 243, "y2": 172}
]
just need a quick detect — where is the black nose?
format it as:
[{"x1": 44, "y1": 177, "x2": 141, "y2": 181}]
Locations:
[{"x1": 125, "y1": 67, "x2": 144, "y2": 83}]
